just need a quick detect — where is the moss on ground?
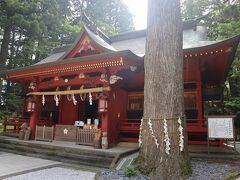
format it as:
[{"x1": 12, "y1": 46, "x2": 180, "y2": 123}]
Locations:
[
  {"x1": 179, "y1": 160, "x2": 192, "y2": 177},
  {"x1": 224, "y1": 170, "x2": 240, "y2": 180}
]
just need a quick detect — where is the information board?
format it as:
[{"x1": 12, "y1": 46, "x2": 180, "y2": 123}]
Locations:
[{"x1": 208, "y1": 117, "x2": 234, "y2": 139}]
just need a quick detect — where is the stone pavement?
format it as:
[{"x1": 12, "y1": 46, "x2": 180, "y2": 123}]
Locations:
[
  {"x1": 235, "y1": 141, "x2": 240, "y2": 153},
  {"x1": 0, "y1": 151, "x2": 61, "y2": 178},
  {"x1": 4, "y1": 167, "x2": 95, "y2": 180}
]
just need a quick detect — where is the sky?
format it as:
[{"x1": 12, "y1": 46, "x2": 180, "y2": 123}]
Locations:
[{"x1": 123, "y1": 0, "x2": 148, "y2": 30}]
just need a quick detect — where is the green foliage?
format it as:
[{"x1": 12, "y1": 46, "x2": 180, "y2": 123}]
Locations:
[
  {"x1": 181, "y1": 0, "x2": 212, "y2": 20},
  {"x1": 124, "y1": 166, "x2": 138, "y2": 177},
  {"x1": 0, "y1": 111, "x2": 5, "y2": 122},
  {"x1": 70, "y1": 0, "x2": 134, "y2": 35}
]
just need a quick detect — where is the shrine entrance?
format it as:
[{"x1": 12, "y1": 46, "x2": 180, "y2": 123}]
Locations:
[
  {"x1": 78, "y1": 99, "x2": 99, "y2": 125},
  {"x1": 40, "y1": 96, "x2": 59, "y2": 126}
]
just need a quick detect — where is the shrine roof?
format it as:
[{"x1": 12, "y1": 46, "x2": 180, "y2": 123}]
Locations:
[
  {"x1": 35, "y1": 23, "x2": 212, "y2": 66},
  {"x1": 2, "y1": 20, "x2": 239, "y2": 82},
  {"x1": 110, "y1": 26, "x2": 216, "y2": 56},
  {"x1": 35, "y1": 52, "x2": 65, "y2": 65},
  {"x1": 3, "y1": 50, "x2": 142, "y2": 76},
  {"x1": 185, "y1": 34, "x2": 240, "y2": 85}
]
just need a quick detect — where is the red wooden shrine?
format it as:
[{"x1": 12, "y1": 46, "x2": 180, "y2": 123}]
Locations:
[{"x1": 2, "y1": 21, "x2": 240, "y2": 145}]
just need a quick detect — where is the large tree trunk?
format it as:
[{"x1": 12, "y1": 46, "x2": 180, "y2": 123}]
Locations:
[{"x1": 138, "y1": 0, "x2": 190, "y2": 179}]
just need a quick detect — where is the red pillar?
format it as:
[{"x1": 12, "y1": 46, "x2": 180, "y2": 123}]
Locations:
[
  {"x1": 197, "y1": 62, "x2": 203, "y2": 128},
  {"x1": 29, "y1": 95, "x2": 40, "y2": 140},
  {"x1": 101, "y1": 113, "x2": 108, "y2": 132}
]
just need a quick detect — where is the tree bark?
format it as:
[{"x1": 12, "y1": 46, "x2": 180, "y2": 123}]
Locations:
[{"x1": 138, "y1": 0, "x2": 190, "y2": 179}]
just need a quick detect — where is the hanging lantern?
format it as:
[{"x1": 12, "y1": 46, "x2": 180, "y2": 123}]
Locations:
[
  {"x1": 98, "y1": 96, "x2": 108, "y2": 113},
  {"x1": 27, "y1": 96, "x2": 36, "y2": 112}
]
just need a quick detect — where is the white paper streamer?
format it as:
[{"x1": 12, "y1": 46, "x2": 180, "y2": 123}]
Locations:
[
  {"x1": 163, "y1": 117, "x2": 170, "y2": 155},
  {"x1": 138, "y1": 118, "x2": 143, "y2": 147},
  {"x1": 148, "y1": 119, "x2": 159, "y2": 148},
  {"x1": 89, "y1": 92, "x2": 92, "y2": 105},
  {"x1": 67, "y1": 86, "x2": 72, "y2": 101},
  {"x1": 55, "y1": 95, "x2": 59, "y2": 106},
  {"x1": 54, "y1": 87, "x2": 61, "y2": 106},
  {"x1": 42, "y1": 95, "x2": 45, "y2": 106},
  {"x1": 80, "y1": 85, "x2": 86, "y2": 101},
  {"x1": 178, "y1": 117, "x2": 184, "y2": 151},
  {"x1": 72, "y1": 94, "x2": 77, "y2": 105}
]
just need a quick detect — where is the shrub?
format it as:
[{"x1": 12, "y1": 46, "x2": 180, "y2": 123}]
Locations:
[
  {"x1": 0, "y1": 112, "x2": 4, "y2": 123},
  {"x1": 124, "y1": 166, "x2": 138, "y2": 177}
]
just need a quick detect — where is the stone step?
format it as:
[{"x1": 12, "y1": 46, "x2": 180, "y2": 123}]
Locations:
[
  {"x1": 0, "y1": 147, "x2": 110, "y2": 168},
  {"x1": 0, "y1": 138, "x2": 114, "y2": 157},
  {"x1": 0, "y1": 138, "x2": 115, "y2": 168},
  {"x1": 0, "y1": 140, "x2": 113, "y2": 160},
  {"x1": 0, "y1": 142, "x2": 112, "y2": 164}
]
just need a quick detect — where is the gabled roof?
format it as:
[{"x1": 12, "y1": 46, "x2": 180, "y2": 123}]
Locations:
[
  {"x1": 36, "y1": 26, "x2": 117, "y2": 65},
  {"x1": 58, "y1": 26, "x2": 116, "y2": 60}
]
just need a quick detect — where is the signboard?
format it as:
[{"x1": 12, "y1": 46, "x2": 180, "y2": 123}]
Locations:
[{"x1": 208, "y1": 117, "x2": 234, "y2": 139}]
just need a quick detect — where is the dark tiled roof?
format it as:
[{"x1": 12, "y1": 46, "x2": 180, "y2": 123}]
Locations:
[{"x1": 52, "y1": 45, "x2": 72, "y2": 53}]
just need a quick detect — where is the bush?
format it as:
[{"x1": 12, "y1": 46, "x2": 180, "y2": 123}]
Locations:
[
  {"x1": 124, "y1": 166, "x2": 138, "y2": 177},
  {"x1": 0, "y1": 112, "x2": 5, "y2": 123}
]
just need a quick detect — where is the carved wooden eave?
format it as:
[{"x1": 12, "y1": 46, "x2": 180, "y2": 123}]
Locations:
[{"x1": 4, "y1": 50, "x2": 143, "y2": 82}]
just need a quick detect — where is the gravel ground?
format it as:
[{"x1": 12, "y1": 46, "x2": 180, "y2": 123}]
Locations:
[
  {"x1": 95, "y1": 170, "x2": 150, "y2": 180},
  {"x1": 3, "y1": 160, "x2": 239, "y2": 180},
  {"x1": 4, "y1": 167, "x2": 95, "y2": 180},
  {"x1": 188, "y1": 160, "x2": 238, "y2": 180},
  {"x1": 97, "y1": 160, "x2": 239, "y2": 180}
]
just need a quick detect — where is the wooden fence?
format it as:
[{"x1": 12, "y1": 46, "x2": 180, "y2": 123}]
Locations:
[
  {"x1": 76, "y1": 128, "x2": 96, "y2": 145},
  {"x1": 35, "y1": 125, "x2": 54, "y2": 142}
]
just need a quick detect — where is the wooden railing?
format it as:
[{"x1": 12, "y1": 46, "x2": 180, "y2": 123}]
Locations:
[
  {"x1": 119, "y1": 119, "x2": 141, "y2": 133},
  {"x1": 2, "y1": 117, "x2": 29, "y2": 133},
  {"x1": 119, "y1": 119, "x2": 141, "y2": 142},
  {"x1": 119, "y1": 118, "x2": 208, "y2": 133},
  {"x1": 2, "y1": 116, "x2": 52, "y2": 134},
  {"x1": 186, "y1": 119, "x2": 207, "y2": 132},
  {"x1": 76, "y1": 128, "x2": 96, "y2": 145}
]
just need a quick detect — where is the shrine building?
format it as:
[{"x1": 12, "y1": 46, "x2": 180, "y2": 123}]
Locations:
[{"x1": 1, "y1": 20, "x2": 240, "y2": 145}]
